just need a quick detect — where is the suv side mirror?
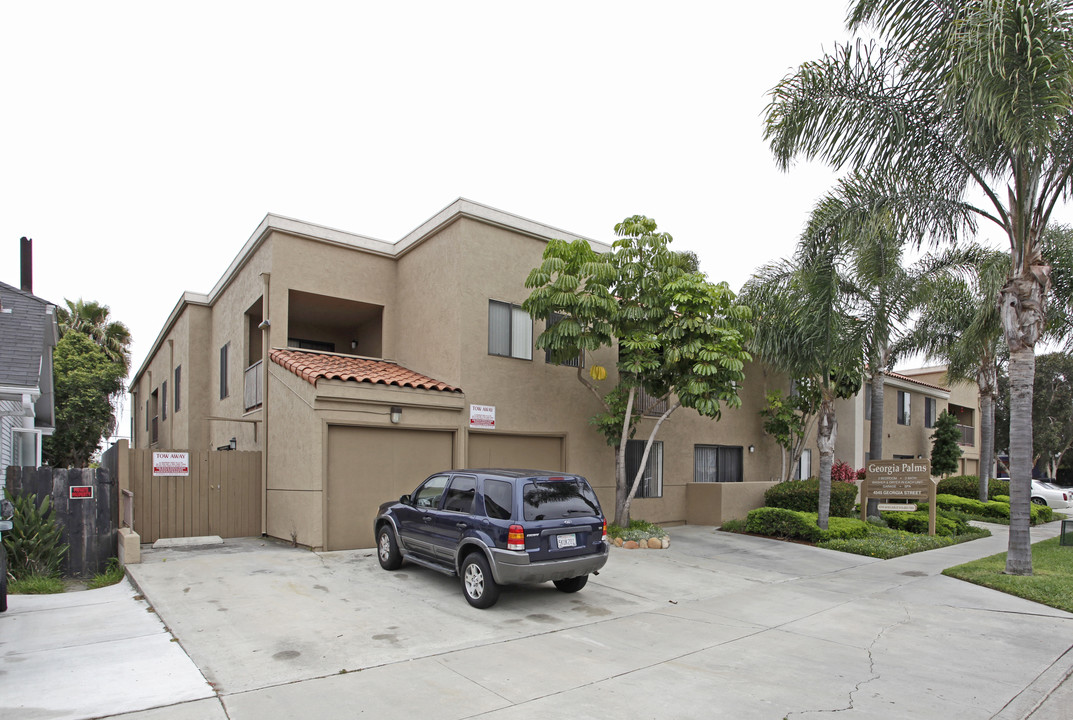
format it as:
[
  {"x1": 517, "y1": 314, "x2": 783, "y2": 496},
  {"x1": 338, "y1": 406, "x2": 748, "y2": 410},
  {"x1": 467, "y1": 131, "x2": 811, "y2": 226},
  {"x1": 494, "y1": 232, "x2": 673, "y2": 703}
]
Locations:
[{"x1": 399, "y1": 494, "x2": 411, "y2": 505}]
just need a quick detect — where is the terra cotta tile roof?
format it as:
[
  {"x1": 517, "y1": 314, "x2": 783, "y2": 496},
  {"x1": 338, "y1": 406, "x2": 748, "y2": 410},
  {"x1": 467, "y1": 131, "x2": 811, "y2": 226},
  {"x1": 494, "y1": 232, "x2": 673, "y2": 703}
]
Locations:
[
  {"x1": 883, "y1": 369, "x2": 949, "y2": 393},
  {"x1": 270, "y1": 348, "x2": 461, "y2": 393}
]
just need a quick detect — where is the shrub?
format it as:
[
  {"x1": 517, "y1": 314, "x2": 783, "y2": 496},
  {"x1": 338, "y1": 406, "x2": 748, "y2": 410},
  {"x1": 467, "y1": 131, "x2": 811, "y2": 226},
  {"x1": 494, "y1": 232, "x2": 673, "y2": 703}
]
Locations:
[
  {"x1": 764, "y1": 477, "x2": 858, "y2": 517},
  {"x1": 880, "y1": 507, "x2": 970, "y2": 536},
  {"x1": 936, "y1": 475, "x2": 1009, "y2": 499},
  {"x1": 745, "y1": 507, "x2": 870, "y2": 542},
  {"x1": 607, "y1": 519, "x2": 666, "y2": 543},
  {"x1": 831, "y1": 461, "x2": 864, "y2": 483},
  {"x1": 2, "y1": 491, "x2": 68, "y2": 579},
  {"x1": 719, "y1": 518, "x2": 747, "y2": 533}
]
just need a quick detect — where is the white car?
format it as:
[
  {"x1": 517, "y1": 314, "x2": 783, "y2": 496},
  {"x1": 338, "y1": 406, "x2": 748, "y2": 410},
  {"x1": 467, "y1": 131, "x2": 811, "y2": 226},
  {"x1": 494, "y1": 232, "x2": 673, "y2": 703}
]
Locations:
[{"x1": 1030, "y1": 480, "x2": 1072, "y2": 510}]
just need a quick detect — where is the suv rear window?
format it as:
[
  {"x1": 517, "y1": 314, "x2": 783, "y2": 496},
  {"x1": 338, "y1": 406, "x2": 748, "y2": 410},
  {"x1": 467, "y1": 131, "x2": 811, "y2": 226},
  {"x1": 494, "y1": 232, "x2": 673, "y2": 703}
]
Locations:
[{"x1": 522, "y1": 479, "x2": 601, "y2": 521}]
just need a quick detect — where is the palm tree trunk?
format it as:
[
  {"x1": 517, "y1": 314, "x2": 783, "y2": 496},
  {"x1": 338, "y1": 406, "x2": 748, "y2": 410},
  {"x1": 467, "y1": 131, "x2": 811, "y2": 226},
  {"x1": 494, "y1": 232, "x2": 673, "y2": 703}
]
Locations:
[
  {"x1": 816, "y1": 396, "x2": 837, "y2": 530},
  {"x1": 1000, "y1": 264, "x2": 1048, "y2": 576},
  {"x1": 1006, "y1": 346, "x2": 1034, "y2": 575},
  {"x1": 978, "y1": 391, "x2": 994, "y2": 502},
  {"x1": 869, "y1": 371, "x2": 884, "y2": 461}
]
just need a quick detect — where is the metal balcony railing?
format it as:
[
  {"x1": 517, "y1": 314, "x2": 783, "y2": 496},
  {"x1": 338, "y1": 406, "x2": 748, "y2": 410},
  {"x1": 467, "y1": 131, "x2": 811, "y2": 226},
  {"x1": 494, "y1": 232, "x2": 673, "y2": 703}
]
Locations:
[
  {"x1": 957, "y1": 424, "x2": 975, "y2": 446},
  {"x1": 244, "y1": 360, "x2": 263, "y2": 411}
]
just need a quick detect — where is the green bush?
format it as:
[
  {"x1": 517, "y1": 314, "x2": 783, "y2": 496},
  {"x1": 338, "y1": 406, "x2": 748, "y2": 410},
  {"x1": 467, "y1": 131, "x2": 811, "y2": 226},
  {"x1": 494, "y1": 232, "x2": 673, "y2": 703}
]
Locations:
[
  {"x1": 993, "y1": 495, "x2": 1010, "y2": 503},
  {"x1": 2, "y1": 492, "x2": 68, "y2": 580},
  {"x1": 745, "y1": 507, "x2": 870, "y2": 542},
  {"x1": 607, "y1": 519, "x2": 666, "y2": 543},
  {"x1": 936, "y1": 475, "x2": 1009, "y2": 499},
  {"x1": 880, "y1": 506, "x2": 971, "y2": 536},
  {"x1": 820, "y1": 525, "x2": 991, "y2": 558},
  {"x1": 764, "y1": 478, "x2": 859, "y2": 517}
]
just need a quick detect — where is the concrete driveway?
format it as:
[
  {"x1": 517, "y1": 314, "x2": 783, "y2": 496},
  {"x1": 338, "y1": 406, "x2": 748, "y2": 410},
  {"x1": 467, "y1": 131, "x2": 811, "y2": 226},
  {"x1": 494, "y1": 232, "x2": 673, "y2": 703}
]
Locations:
[{"x1": 5, "y1": 523, "x2": 1072, "y2": 719}]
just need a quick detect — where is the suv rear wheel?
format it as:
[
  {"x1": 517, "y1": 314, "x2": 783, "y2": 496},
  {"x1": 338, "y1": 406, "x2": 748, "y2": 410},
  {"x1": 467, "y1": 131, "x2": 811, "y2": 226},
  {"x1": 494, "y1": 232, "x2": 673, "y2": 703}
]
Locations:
[
  {"x1": 461, "y1": 553, "x2": 500, "y2": 608},
  {"x1": 553, "y1": 575, "x2": 588, "y2": 593}
]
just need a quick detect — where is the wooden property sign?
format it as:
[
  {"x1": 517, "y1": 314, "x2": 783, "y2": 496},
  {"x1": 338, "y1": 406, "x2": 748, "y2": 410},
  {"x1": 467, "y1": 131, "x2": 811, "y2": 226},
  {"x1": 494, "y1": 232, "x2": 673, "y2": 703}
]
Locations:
[{"x1": 860, "y1": 459, "x2": 939, "y2": 535}]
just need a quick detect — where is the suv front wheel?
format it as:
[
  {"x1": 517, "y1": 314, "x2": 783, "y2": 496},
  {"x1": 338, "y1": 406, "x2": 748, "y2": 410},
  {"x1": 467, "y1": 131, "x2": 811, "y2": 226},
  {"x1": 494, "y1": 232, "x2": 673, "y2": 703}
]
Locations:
[
  {"x1": 461, "y1": 553, "x2": 500, "y2": 608},
  {"x1": 377, "y1": 526, "x2": 403, "y2": 570}
]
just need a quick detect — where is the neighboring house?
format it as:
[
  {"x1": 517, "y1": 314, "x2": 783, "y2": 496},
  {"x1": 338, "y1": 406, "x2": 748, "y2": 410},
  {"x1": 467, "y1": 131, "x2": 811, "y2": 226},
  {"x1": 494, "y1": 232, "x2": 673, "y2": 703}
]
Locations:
[
  {"x1": 0, "y1": 280, "x2": 58, "y2": 478},
  {"x1": 129, "y1": 199, "x2": 791, "y2": 550},
  {"x1": 820, "y1": 368, "x2": 982, "y2": 478}
]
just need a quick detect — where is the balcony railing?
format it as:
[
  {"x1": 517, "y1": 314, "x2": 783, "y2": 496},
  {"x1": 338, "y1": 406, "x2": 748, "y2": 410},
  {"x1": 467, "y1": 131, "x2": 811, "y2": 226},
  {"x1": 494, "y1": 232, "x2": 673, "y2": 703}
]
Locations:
[
  {"x1": 244, "y1": 360, "x2": 263, "y2": 411},
  {"x1": 637, "y1": 388, "x2": 669, "y2": 417},
  {"x1": 957, "y1": 424, "x2": 975, "y2": 446}
]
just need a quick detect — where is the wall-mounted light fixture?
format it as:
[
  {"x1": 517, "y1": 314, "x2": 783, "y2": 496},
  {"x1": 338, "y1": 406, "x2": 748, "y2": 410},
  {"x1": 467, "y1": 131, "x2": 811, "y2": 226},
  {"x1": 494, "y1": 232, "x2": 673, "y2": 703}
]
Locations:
[
  {"x1": 230, "y1": 437, "x2": 237, "y2": 451},
  {"x1": 258, "y1": 319, "x2": 271, "y2": 329},
  {"x1": 351, "y1": 340, "x2": 358, "y2": 350},
  {"x1": 390, "y1": 406, "x2": 402, "y2": 424},
  {"x1": 748, "y1": 445, "x2": 755, "y2": 454}
]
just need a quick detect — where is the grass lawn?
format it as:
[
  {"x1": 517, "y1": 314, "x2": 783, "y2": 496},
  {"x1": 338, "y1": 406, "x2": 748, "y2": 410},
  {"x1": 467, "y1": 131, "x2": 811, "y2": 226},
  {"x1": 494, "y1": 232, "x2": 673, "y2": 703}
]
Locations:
[{"x1": 943, "y1": 536, "x2": 1073, "y2": 614}]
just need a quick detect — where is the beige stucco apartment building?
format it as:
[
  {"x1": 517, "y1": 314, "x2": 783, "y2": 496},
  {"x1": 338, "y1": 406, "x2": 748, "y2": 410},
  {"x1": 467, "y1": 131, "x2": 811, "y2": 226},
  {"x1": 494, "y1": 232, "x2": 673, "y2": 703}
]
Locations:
[{"x1": 129, "y1": 199, "x2": 985, "y2": 550}]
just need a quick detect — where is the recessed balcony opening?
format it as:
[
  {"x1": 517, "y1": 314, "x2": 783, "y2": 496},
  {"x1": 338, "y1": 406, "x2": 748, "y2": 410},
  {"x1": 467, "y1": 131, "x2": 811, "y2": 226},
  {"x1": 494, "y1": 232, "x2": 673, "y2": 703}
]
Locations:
[{"x1": 287, "y1": 290, "x2": 384, "y2": 358}]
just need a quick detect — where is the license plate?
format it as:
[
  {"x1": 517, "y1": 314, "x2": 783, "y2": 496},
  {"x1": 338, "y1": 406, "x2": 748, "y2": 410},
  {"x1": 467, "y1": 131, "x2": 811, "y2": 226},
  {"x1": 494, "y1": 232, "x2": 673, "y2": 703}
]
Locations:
[
  {"x1": 0, "y1": 520, "x2": 11, "y2": 531},
  {"x1": 556, "y1": 533, "x2": 577, "y2": 549}
]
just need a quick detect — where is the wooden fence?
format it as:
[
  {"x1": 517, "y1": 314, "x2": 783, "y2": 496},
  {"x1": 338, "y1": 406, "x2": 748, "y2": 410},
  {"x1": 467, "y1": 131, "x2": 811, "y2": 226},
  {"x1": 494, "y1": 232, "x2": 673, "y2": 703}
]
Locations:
[
  {"x1": 4, "y1": 466, "x2": 116, "y2": 578},
  {"x1": 123, "y1": 448, "x2": 261, "y2": 543}
]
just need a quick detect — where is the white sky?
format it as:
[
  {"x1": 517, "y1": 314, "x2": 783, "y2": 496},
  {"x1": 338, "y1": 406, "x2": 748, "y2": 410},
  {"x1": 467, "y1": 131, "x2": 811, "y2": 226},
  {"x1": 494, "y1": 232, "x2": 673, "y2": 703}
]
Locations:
[{"x1": 2, "y1": 2, "x2": 1069, "y2": 441}]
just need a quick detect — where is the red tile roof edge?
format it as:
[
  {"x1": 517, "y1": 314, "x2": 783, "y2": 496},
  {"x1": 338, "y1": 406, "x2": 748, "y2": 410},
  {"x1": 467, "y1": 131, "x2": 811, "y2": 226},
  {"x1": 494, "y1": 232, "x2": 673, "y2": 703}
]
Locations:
[{"x1": 270, "y1": 348, "x2": 462, "y2": 393}]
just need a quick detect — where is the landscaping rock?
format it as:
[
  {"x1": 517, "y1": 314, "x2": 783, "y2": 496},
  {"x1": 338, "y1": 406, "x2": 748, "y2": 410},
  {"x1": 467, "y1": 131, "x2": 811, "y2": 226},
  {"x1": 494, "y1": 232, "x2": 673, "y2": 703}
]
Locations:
[
  {"x1": 624, "y1": 540, "x2": 639, "y2": 549},
  {"x1": 614, "y1": 537, "x2": 624, "y2": 547},
  {"x1": 661, "y1": 535, "x2": 670, "y2": 549},
  {"x1": 647, "y1": 537, "x2": 662, "y2": 549}
]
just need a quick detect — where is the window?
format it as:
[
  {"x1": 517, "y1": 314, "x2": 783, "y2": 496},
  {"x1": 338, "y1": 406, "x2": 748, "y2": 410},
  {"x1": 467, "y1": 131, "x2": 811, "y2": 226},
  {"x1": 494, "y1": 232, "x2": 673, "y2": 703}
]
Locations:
[
  {"x1": 161, "y1": 381, "x2": 168, "y2": 421},
  {"x1": 625, "y1": 440, "x2": 663, "y2": 498},
  {"x1": 488, "y1": 300, "x2": 532, "y2": 360},
  {"x1": 412, "y1": 475, "x2": 450, "y2": 508},
  {"x1": 174, "y1": 366, "x2": 182, "y2": 413},
  {"x1": 897, "y1": 390, "x2": 910, "y2": 425},
  {"x1": 145, "y1": 398, "x2": 150, "y2": 432},
  {"x1": 522, "y1": 479, "x2": 601, "y2": 521},
  {"x1": 483, "y1": 479, "x2": 513, "y2": 520},
  {"x1": 289, "y1": 338, "x2": 335, "y2": 352},
  {"x1": 694, "y1": 445, "x2": 744, "y2": 483},
  {"x1": 543, "y1": 313, "x2": 582, "y2": 367},
  {"x1": 443, "y1": 476, "x2": 477, "y2": 513},
  {"x1": 220, "y1": 343, "x2": 230, "y2": 399},
  {"x1": 924, "y1": 397, "x2": 937, "y2": 428},
  {"x1": 795, "y1": 449, "x2": 813, "y2": 480}
]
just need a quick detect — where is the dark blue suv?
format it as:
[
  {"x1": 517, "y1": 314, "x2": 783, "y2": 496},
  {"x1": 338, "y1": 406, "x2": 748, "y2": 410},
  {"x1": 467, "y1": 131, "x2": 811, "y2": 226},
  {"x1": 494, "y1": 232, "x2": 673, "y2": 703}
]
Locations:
[{"x1": 374, "y1": 469, "x2": 609, "y2": 608}]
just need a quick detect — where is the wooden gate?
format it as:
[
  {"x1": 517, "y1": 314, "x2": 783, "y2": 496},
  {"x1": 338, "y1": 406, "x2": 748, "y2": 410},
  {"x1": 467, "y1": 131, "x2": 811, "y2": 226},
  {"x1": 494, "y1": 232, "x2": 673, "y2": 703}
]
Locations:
[{"x1": 126, "y1": 449, "x2": 261, "y2": 543}]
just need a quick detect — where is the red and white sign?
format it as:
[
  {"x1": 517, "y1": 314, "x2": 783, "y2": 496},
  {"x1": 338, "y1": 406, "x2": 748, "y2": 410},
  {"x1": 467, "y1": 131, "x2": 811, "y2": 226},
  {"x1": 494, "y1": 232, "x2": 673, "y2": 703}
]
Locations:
[
  {"x1": 69, "y1": 486, "x2": 94, "y2": 500},
  {"x1": 153, "y1": 451, "x2": 190, "y2": 476},
  {"x1": 469, "y1": 404, "x2": 496, "y2": 429}
]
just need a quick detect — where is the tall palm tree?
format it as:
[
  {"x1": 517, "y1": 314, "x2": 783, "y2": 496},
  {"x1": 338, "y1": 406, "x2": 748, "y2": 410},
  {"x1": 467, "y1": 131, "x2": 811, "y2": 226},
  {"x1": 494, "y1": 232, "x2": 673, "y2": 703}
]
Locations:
[
  {"x1": 742, "y1": 195, "x2": 865, "y2": 530},
  {"x1": 56, "y1": 298, "x2": 132, "y2": 374},
  {"x1": 894, "y1": 246, "x2": 1008, "y2": 502},
  {"x1": 764, "y1": 0, "x2": 1073, "y2": 574}
]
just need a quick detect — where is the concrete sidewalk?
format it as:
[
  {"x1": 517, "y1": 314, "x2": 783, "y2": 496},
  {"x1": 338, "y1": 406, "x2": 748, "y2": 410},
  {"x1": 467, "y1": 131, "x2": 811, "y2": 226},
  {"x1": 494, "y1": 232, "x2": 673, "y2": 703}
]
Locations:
[
  {"x1": 4, "y1": 522, "x2": 1072, "y2": 719},
  {"x1": 0, "y1": 578, "x2": 213, "y2": 719}
]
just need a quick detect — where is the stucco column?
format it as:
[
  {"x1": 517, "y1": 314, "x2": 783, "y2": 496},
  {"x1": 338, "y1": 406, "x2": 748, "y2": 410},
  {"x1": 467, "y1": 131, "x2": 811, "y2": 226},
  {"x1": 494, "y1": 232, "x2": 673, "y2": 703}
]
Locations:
[{"x1": 260, "y1": 272, "x2": 270, "y2": 535}]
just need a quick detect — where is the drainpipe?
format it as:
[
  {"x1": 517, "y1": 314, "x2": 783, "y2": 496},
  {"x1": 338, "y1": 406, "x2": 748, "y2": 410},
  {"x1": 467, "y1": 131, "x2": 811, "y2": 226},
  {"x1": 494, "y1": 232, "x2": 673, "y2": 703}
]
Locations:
[{"x1": 260, "y1": 272, "x2": 270, "y2": 536}]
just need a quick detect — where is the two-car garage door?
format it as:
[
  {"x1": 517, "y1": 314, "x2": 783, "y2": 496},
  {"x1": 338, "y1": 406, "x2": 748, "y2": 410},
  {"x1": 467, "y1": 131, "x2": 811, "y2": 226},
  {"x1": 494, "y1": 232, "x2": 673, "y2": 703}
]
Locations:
[{"x1": 326, "y1": 427, "x2": 563, "y2": 550}]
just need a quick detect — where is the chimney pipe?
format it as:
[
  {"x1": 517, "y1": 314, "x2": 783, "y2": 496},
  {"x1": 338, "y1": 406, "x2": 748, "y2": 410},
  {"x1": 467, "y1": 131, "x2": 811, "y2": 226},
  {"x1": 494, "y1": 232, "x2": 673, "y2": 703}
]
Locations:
[{"x1": 20, "y1": 237, "x2": 32, "y2": 294}]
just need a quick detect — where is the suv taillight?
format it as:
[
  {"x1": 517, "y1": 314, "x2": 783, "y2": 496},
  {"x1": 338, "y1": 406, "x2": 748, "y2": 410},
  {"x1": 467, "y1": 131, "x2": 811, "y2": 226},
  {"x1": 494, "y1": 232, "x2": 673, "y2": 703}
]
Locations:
[
  {"x1": 601, "y1": 520, "x2": 608, "y2": 543},
  {"x1": 508, "y1": 524, "x2": 525, "y2": 551}
]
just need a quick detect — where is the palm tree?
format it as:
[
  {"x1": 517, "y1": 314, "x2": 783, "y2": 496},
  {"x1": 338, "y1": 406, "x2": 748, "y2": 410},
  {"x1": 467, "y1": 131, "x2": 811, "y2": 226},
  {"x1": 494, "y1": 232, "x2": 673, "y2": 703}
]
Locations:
[
  {"x1": 764, "y1": 0, "x2": 1073, "y2": 574},
  {"x1": 893, "y1": 246, "x2": 1008, "y2": 502},
  {"x1": 742, "y1": 195, "x2": 865, "y2": 530},
  {"x1": 56, "y1": 298, "x2": 132, "y2": 374}
]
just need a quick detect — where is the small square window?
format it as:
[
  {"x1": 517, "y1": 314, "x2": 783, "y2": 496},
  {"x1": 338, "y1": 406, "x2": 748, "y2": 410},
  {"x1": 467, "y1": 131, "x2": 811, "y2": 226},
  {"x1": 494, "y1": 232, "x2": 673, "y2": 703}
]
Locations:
[{"x1": 488, "y1": 300, "x2": 532, "y2": 360}]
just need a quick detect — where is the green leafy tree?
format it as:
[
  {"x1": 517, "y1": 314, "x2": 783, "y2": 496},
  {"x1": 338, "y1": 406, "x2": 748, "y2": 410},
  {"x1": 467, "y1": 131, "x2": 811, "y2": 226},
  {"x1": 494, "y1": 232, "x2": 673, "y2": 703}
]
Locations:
[
  {"x1": 931, "y1": 410, "x2": 963, "y2": 477},
  {"x1": 893, "y1": 245, "x2": 1008, "y2": 500},
  {"x1": 760, "y1": 384, "x2": 818, "y2": 482},
  {"x1": 763, "y1": 0, "x2": 1073, "y2": 574},
  {"x1": 1029, "y1": 352, "x2": 1073, "y2": 477},
  {"x1": 523, "y1": 216, "x2": 753, "y2": 526},
  {"x1": 56, "y1": 298, "x2": 132, "y2": 372},
  {"x1": 741, "y1": 199, "x2": 864, "y2": 530},
  {"x1": 44, "y1": 332, "x2": 125, "y2": 467}
]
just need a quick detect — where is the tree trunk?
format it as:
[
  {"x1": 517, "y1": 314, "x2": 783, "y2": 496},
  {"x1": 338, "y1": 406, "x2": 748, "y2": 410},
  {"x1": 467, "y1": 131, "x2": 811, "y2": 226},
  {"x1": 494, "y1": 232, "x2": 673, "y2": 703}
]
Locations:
[
  {"x1": 816, "y1": 396, "x2": 837, "y2": 530},
  {"x1": 613, "y1": 387, "x2": 638, "y2": 527},
  {"x1": 1006, "y1": 346, "x2": 1034, "y2": 575},
  {"x1": 977, "y1": 361, "x2": 997, "y2": 502},
  {"x1": 1000, "y1": 263, "x2": 1048, "y2": 576},
  {"x1": 621, "y1": 402, "x2": 679, "y2": 521},
  {"x1": 869, "y1": 370, "x2": 885, "y2": 462}
]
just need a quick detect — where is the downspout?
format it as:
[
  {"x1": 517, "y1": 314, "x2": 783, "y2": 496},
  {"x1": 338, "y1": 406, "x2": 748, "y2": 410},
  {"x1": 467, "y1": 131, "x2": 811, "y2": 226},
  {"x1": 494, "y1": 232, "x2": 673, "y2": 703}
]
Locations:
[
  {"x1": 260, "y1": 273, "x2": 270, "y2": 536},
  {"x1": 167, "y1": 339, "x2": 174, "y2": 449}
]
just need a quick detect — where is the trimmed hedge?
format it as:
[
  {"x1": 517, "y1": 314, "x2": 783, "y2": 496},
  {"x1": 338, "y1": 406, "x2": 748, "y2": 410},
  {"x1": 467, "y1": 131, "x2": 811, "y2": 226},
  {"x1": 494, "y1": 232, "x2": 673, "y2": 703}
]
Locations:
[
  {"x1": 936, "y1": 475, "x2": 1009, "y2": 499},
  {"x1": 880, "y1": 506, "x2": 969, "y2": 536},
  {"x1": 764, "y1": 478, "x2": 859, "y2": 517},
  {"x1": 745, "y1": 507, "x2": 870, "y2": 542},
  {"x1": 928, "y1": 494, "x2": 1053, "y2": 524}
]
